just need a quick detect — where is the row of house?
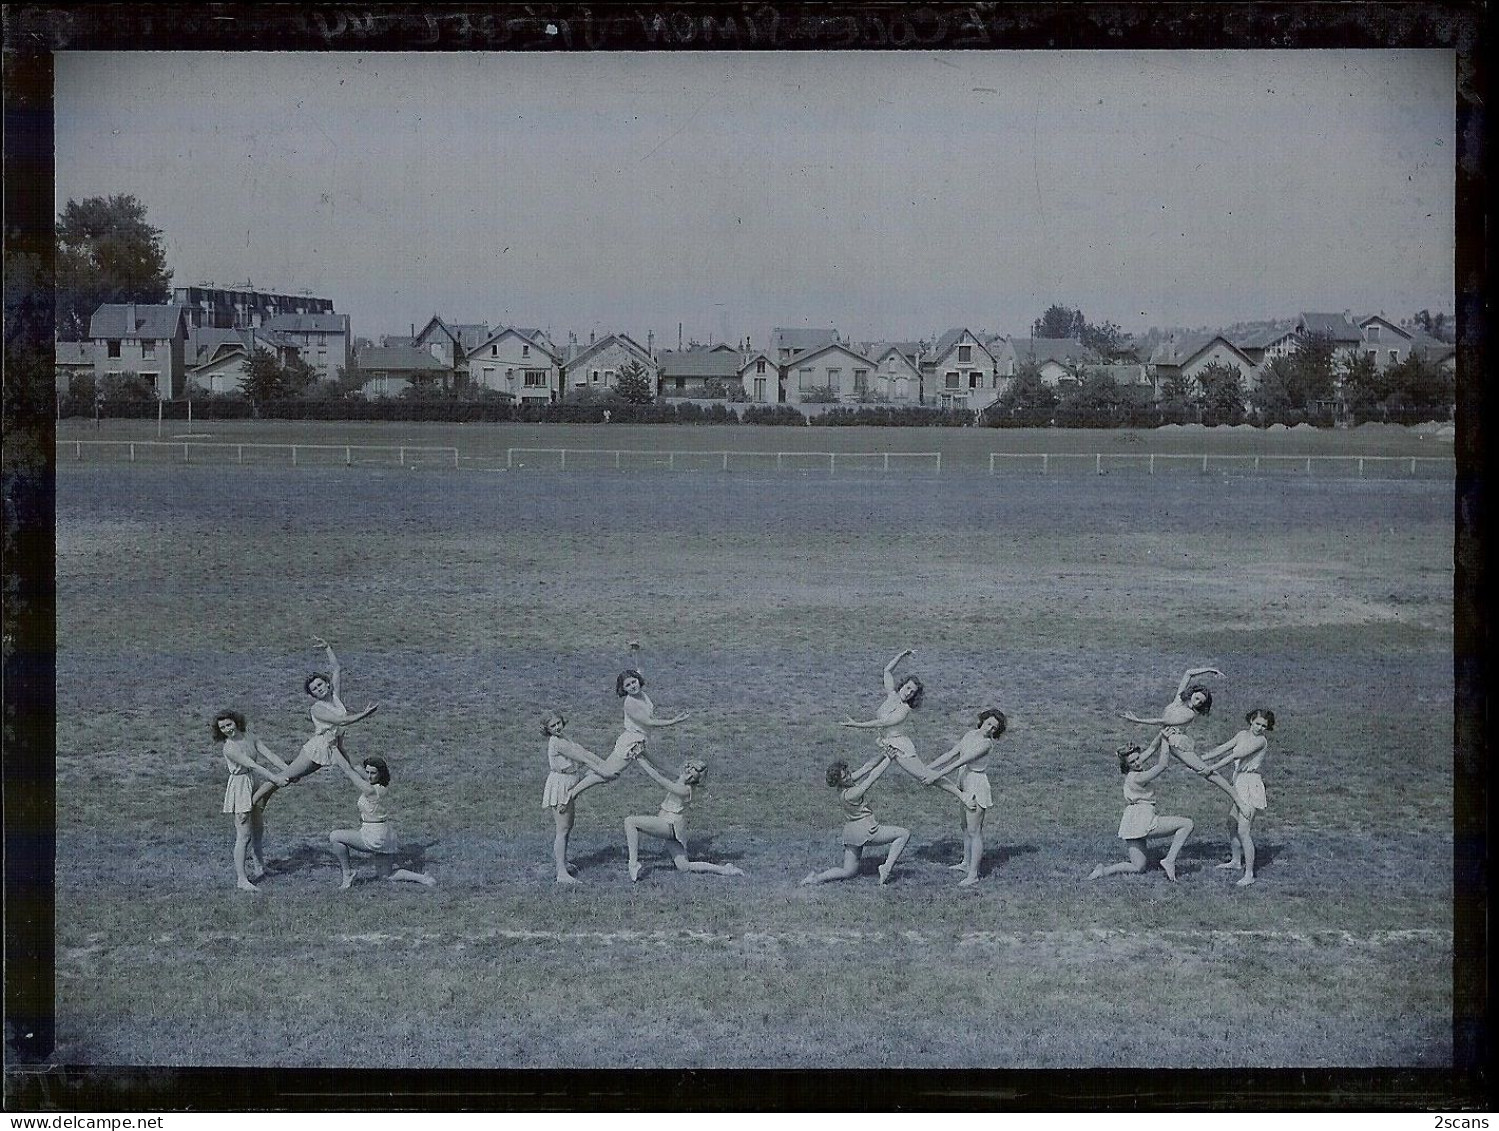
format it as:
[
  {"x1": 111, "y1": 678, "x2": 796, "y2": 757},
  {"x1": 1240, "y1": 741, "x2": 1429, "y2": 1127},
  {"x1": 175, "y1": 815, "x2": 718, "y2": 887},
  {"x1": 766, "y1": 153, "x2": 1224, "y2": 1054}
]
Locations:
[
  {"x1": 58, "y1": 299, "x2": 1454, "y2": 410},
  {"x1": 57, "y1": 302, "x2": 352, "y2": 400}
]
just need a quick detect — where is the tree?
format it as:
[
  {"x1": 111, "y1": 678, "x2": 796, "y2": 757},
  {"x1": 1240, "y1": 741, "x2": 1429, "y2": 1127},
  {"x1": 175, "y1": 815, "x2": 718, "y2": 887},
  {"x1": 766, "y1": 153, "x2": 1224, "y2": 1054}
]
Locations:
[
  {"x1": 1411, "y1": 309, "x2": 1453, "y2": 343},
  {"x1": 1385, "y1": 354, "x2": 1454, "y2": 413},
  {"x1": 1080, "y1": 319, "x2": 1136, "y2": 362},
  {"x1": 1289, "y1": 333, "x2": 1338, "y2": 409},
  {"x1": 55, "y1": 195, "x2": 172, "y2": 340},
  {"x1": 614, "y1": 360, "x2": 655, "y2": 404},
  {"x1": 1193, "y1": 362, "x2": 1247, "y2": 425},
  {"x1": 1157, "y1": 370, "x2": 1194, "y2": 414},
  {"x1": 1032, "y1": 304, "x2": 1086, "y2": 340},
  {"x1": 1058, "y1": 367, "x2": 1125, "y2": 417},
  {"x1": 282, "y1": 354, "x2": 318, "y2": 397},
  {"x1": 1338, "y1": 351, "x2": 1389, "y2": 415},
  {"x1": 1249, "y1": 356, "x2": 1298, "y2": 419},
  {"x1": 998, "y1": 363, "x2": 1058, "y2": 415},
  {"x1": 241, "y1": 348, "x2": 288, "y2": 402},
  {"x1": 334, "y1": 364, "x2": 365, "y2": 398}
]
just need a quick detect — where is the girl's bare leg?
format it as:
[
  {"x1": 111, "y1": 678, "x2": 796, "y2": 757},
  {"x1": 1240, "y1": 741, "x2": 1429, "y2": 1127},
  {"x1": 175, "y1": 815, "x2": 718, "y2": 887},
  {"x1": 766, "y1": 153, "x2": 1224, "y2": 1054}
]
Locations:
[
  {"x1": 553, "y1": 807, "x2": 580, "y2": 884},
  {"x1": 1154, "y1": 815, "x2": 1194, "y2": 882},
  {"x1": 233, "y1": 816, "x2": 258, "y2": 891},
  {"x1": 671, "y1": 853, "x2": 744, "y2": 876},
  {"x1": 960, "y1": 808, "x2": 985, "y2": 886},
  {"x1": 1217, "y1": 814, "x2": 1245, "y2": 870},
  {"x1": 1090, "y1": 842, "x2": 1148, "y2": 878},
  {"x1": 865, "y1": 825, "x2": 911, "y2": 885},
  {"x1": 388, "y1": 867, "x2": 437, "y2": 886},
  {"x1": 248, "y1": 809, "x2": 266, "y2": 879},
  {"x1": 1236, "y1": 813, "x2": 1257, "y2": 885},
  {"x1": 802, "y1": 848, "x2": 862, "y2": 885},
  {"x1": 329, "y1": 829, "x2": 365, "y2": 889},
  {"x1": 626, "y1": 815, "x2": 677, "y2": 881},
  {"x1": 252, "y1": 753, "x2": 323, "y2": 806}
]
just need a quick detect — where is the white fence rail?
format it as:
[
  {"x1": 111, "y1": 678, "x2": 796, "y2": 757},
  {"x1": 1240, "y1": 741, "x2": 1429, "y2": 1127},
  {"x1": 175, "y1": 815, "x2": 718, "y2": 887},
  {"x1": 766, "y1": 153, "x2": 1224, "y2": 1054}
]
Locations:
[
  {"x1": 59, "y1": 440, "x2": 460, "y2": 468},
  {"x1": 988, "y1": 452, "x2": 1455, "y2": 477},
  {"x1": 505, "y1": 448, "x2": 943, "y2": 473}
]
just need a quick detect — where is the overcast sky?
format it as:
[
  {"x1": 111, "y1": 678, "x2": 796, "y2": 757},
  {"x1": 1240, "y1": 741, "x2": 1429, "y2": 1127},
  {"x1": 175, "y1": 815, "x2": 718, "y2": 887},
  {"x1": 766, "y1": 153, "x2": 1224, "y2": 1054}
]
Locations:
[{"x1": 55, "y1": 50, "x2": 1453, "y2": 347}]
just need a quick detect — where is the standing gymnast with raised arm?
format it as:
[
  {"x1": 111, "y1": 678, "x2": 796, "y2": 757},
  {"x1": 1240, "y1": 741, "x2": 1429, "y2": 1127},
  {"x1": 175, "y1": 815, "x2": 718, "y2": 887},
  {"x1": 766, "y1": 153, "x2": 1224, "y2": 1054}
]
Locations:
[
  {"x1": 840, "y1": 648, "x2": 927, "y2": 779},
  {"x1": 921, "y1": 709, "x2": 1007, "y2": 886},
  {"x1": 801, "y1": 750, "x2": 912, "y2": 887},
  {"x1": 563, "y1": 669, "x2": 689, "y2": 805},
  {"x1": 253, "y1": 636, "x2": 378, "y2": 806},
  {"x1": 213, "y1": 710, "x2": 291, "y2": 891},
  {"x1": 624, "y1": 755, "x2": 745, "y2": 881}
]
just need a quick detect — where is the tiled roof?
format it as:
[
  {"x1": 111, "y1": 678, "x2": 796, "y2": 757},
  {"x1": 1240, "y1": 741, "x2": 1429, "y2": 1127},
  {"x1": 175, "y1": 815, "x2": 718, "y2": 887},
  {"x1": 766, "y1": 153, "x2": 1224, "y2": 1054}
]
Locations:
[
  {"x1": 1232, "y1": 326, "x2": 1298, "y2": 350},
  {"x1": 774, "y1": 327, "x2": 838, "y2": 353},
  {"x1": 863, "y1": 342, "x2": 923, "y2": 368},
  {"x1": 1297, "y1": 312, "x2": 1361, "y2": 343},
  {"x1": 356, "y1": 344, "x2": 450, "y2": 373},
  {"x1": 1356, "y1": 314, "x2": 1412, "y2": 340},
  {"x1": 782, "y1": 342, "x2": 877, "y2": 369},
  {"x1": 468, "y1": 326, "x2": 561, "y2": 362},
  {"x1": 265, "y1": 313, "x2": 348, "y2": 334},
  {"x1": 657, "y1": 348, "x2": 744, "y2": 379},
  {"x1": 88, "y1": 304, "x2": 187, "y2": 340},
  {"x1": 1012, "y1": 337, "x2": 1096, "y2": 365},
  {"x1": 565, "y1": 333, "x2": 655, "y2": 371}
]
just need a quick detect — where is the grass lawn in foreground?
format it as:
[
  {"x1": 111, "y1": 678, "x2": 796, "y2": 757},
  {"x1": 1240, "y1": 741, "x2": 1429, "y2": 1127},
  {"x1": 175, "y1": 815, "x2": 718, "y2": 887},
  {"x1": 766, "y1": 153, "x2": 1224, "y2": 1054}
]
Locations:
[{"x1": 54, "y1": 462, "x2": 1453, "y2": 1067}]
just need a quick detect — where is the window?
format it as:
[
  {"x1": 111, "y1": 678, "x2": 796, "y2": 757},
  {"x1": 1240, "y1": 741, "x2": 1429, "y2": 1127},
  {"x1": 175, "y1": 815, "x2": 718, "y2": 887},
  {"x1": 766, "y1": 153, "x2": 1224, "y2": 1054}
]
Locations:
[
  {"x1": 108, "y1": 340, "x2": 121, "y2": 358},
  {"x1": 1389, "y1": 350, "x2": 1398, "y2": 364},
  {"x1": 141, "y1": 339, "x2": 156, "y2": 358},
  {"x1": 756, "y1": 359, "x2": 766, "y2": 374},
  {"x1": 591, "y1": 370, "x2": 601, "y2": 384},
  {"x1": 958, "y1": 344, "x2": 972, "y2": 363},
  {"x1": 1367, "y1": 350, "x2": 1377, "y2": 360},
  {"x1": 754, "y1": 377, "x2": 767, "y2": 402},
  {"x1": 604, "y1": 370, "x2": 616, "y2": 383},
  {"x1": 522, "y1": 344, "x2": 530, "y2": 357},
  {"x1": 969, "y1": 372, "x2": 980, "y2": 389},
  {"x1": 317, "y1": 332, "x2": 327, "y2": 346},
  {"x1": 1367, "y1": 325, "x2": 1380, "y2": 343},
  {"x1": 799, "y1": 367, "x2": 815, "y2": 389},
  {"x1": 491, "y1": 345, "x2": 498, "y2": 357},
  {"x1": 482, "y1": 367, "x2": 496, "y2": 385},
  {"x1": 826, "y1": 368, "x2": 841, "y2": 392},
  {"x1": 675, "y1": 377, "x2": 686, "y2": 390},
  {"x1": 945, "y1": 371, "x2": 960, "y2": 389},
  {"x1": 854, "y1": 369, "x2": 868, "y2": 393},
  {"x1": 524, "y1": 370, "x2": 547, "y2": 387}
]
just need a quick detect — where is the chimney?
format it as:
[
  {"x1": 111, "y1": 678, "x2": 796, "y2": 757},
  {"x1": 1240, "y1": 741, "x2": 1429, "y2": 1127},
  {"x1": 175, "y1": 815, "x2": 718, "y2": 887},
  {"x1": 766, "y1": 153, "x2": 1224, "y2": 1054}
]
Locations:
[
  {"x1": 589, "y1": 329, "x2": 595, "y2": 345},
  {"x1": 127, "y1": 303, "x2": 137, "y2": 331},
  {"x1": 678, "y1": 322, "x2": 683, "y2": 351},
  {"x1": 647, "y1": 330, "x2": 654, "y2": 356}
]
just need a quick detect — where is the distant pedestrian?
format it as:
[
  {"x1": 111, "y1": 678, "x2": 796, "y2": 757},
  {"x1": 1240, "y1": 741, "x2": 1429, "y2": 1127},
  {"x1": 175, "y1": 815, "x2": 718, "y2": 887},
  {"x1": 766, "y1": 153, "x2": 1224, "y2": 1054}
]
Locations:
[
  {"x1": 624, "y1": 755, "x2": 744, "y2": 881},
  {"x1": 327, "y1": 751, "x2": 435, "y2": 890},
  {"x1": 540, "y1": 711, "x2": 617, "y2": 884},
  {"x1": 1199, "y1": 708, "x2": 1276, "y2": 886},
  {"x1": 213, "y1": 710, "x2": 290, "y2": 891},
  {"x1": 801, "y1": 752, "x2": 911, "y2": 886},
  {"x1": 253, "y1": 636, "x2": 378, "y2": 806},
  {"x1": 1089, "y1": 734, "x2": 1194, "y2": 882},
  {"x1": 920, "y1": 709, "x2": 1006, "y2": 886},
  {"x1": 563, "y1": 669, "x2": 689, "y2": 805},
  {"x1": 603, "y1": 409, "x2": 612, "y2": 424}
]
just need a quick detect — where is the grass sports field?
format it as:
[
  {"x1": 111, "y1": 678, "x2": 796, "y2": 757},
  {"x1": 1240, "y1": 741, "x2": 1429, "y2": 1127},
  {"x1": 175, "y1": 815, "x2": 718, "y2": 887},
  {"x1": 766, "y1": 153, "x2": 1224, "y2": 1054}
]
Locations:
[{"x1": 53, "y1": 423, "x2": 1453, "y2": 1068}]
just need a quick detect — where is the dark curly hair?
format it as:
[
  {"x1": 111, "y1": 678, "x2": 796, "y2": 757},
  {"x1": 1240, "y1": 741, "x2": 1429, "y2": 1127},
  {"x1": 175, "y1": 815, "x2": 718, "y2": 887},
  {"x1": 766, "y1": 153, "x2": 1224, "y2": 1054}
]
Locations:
[
  {"x1": 976, "y1": 708, "x2": 1007, "y2": 736},
  {"x1": 1115, "y1": 743, "x2": 1142, "y2": 773},
  {"x1": 615, "y1": 669, "x2": 645, "y2": 697},
  {"x1": 1181, "y1": 685, "x2": 1213, "y2": 715},
  {"x1": 897, "y1": 675, "x2": 924, "y2": 709},
  {"x1": 361, "y1": 756, "x2": 391, "y2": 787},
  {"x1": 1245, "y1": 708, "x2": 1276, "y2": 731},
  {"x1": 826, "y1": 759, "x2": 851, "y2": 788},
  {"x1": 211, "y1": 710, "x2": 247, "y2": 742},
  {"x1": 304, "y1": 672, "x2": 332, "y2": 697}
]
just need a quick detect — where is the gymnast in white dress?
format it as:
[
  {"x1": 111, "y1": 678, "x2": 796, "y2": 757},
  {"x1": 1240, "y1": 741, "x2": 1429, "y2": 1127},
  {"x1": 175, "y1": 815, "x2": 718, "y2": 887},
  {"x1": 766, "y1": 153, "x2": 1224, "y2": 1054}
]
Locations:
[
  {"x1": 1199, "y1": 708, "x2": 1276, "y2": 886},
  {"x1": 801, "y1": 751, "x2": 911, "y2": 887},
  {"x1": 624, "y1": 755, "x2": 745, "y2": 881},
  {"x1": 920, "y1": 709, "x2": 1007, "y2": 886},
  {"x1": 840, "y1": 648, "x2": 927, "y2": 779},
  {"x1": 1119, "y1": 665, "x2": 1228, "y2": 778},
  {"x1": 540, "y1": 711, "x2": 618, "y2": 884},
  {"x1": 212, "y1": 710, "x2": 291, "y2": 891},
  {"x1": 327, "y1": 750, "x2": 435, "y2": 890},
  {"x1": 253, "y1": 637, "x2": 377, "y2": 807},
  {"x1": 1089, "y1": 733, "x2": 1195, "y2": 882},
  {"x1": 563, "y1": 669, "x2": 688, "y2": 806}
]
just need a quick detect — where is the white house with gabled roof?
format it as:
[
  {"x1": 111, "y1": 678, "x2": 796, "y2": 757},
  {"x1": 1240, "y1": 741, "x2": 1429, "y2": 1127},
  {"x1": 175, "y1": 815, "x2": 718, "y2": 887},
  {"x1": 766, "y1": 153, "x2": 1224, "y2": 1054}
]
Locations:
[
  {"x1": 781, "y1": 342, "x2": 880, "y2": 405},
  {"x1": 921, "y1": 328, "x2": 1000, "y2": 410},
  {"x1": 466, "y1": 326, "x2": 561, "y2": 402},
  {"x1": 860, "y1": 342, "x2": 924, "y2": 404},
  {"x1": 88, "y1": 303, "x2": 190, "y2": 399},
  {"x1": 1357, "y1": 315, "x2": 1414, "y2": 370},
  {"x1": 738, "y1": 351, "x2": 780, "y2": 403},
  {"x1": 561, "y1": 333, "x2": 658, "y2": 396}
]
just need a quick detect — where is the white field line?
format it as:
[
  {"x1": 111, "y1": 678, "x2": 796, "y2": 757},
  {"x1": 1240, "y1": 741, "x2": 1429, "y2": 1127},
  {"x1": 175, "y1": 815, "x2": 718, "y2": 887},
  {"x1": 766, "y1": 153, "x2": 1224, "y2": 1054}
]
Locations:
[{"x1": 132, "y1": 927, "x2": 1453, "y2": 949}]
